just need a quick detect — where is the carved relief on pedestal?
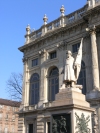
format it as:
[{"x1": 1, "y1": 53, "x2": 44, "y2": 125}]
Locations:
[
  {"x1": 75, "y1": 113, "x2": 91, "y2": 133},
  {"x1": 93, "y1": 110, "x2": 99, "y2": 133}
]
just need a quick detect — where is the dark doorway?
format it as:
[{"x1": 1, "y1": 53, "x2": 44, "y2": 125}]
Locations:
[
  {"x1": 47, "y1": 122, "x2": 50, "y2": 133},
  {"x1": 29, "y1": 124, "x2": 33, "y2": 133}
]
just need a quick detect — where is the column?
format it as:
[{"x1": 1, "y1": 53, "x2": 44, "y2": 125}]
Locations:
[
  {"x1": 86, "y1": 25, "x2": 99, "y2": 90},
  {"x1": 88, "y1": 0, "x2": 96, "y2": 8}
]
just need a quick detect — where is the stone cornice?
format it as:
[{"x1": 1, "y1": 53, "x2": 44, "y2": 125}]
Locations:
[
  {"x1": 17, "y1": 104, "x2": 95, "y2": 114},
  {"x1": 83, "y1": 5, "x2": 100, "y2": 21}
]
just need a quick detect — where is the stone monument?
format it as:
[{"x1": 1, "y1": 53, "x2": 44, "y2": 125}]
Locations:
[{"x1": 50, "y1": 38, "x2": 95, "y2": 133}]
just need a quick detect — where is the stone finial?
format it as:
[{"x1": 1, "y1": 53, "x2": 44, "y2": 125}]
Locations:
[
  {"x1": 43, "y1": 14, "x2": 48, "y2": 25},
  {"x1": 60, "y1": 5, "x2": 65, "y2": 16},
  {"x1": 26, "y1": 24, "x2": 30, "y2": 35},
  {"x1": 25, "y1": 24, "x2": 31, "y2": 43}
]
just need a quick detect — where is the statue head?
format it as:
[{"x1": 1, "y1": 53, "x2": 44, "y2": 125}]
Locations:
[{"x1": 66, "y1": 50, "x2": 72, "y2": 58}]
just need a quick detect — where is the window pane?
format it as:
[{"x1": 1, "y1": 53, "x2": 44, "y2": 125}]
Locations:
[
  {"x1": 35, "y1": 88, "x2": 39, "y2": 104},
  {"x1": 32, "y1": 58, "x2": 38, "y2": 67},
  {"x1": 49, "y1": 67, "x2": 59, "y2": 101},
  {"x1": 35, "y1": 83, "x2": 38, "y2": 88},
  {"x1": 72, "y1": 43, "x2": 80, "y2": 53},
  {"x1": 31, "y1": 90, "x2": 35, "y2": 105},
  {"x1": 51, "y1": 86, "x2": 55, "y2": 101},
  {"x1": 50, "y1": 51, "x2": 56, "y2": 59},
  {"x1": 30, "y1": 73, "x2": 39, "y2": 105},
  {"x1": 55, "y1": 78, "x2": 58, "y2": 83},
  {"x1": 52, "y1": 79, "x2": 54, "y2": 84},
  {"x1": 32, "y1": 84, "x2": 34, "y2": 89},
  {"x1": 55, "y1": 85, "x2": 59, "y2": 94}
]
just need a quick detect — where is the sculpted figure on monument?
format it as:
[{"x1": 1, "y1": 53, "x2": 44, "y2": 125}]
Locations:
[
  {"x1": 93, "y1": 110, "x2": 98, "y2": 133},
  {"x1": 62, "y1": 38, "x2": 83, "y2": 87}
]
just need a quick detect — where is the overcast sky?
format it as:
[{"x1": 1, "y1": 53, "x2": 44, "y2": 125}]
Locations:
[{"x1": 0, "y1": 0, "x2": 87, "y2": 100}]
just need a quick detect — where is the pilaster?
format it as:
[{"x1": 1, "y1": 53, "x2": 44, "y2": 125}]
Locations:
[
  {"x1": 38, "y1": 49, "x2": 46, "y2": 107},
  {"x1": 57, "y1": 40, "x2": 67, "y2": 88},
  {"x1": 83, "y1": 37, "x2": 93, "y2": 92},
  {"x1": 23, "y1": 57, "x2": 30, "y2": 106}
]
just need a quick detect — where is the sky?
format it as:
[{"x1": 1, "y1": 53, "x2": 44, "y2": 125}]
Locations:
[{"x1": 0, "y1": 0, "x2": 87, "y2": 100}]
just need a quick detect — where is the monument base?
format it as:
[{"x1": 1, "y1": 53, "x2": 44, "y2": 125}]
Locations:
[
  {"x1": 51, "y1": 87, "x2": 90, "y2": 107},
  {"x1": 48, "y1": 87, "x2": 95, "y2": 133}
]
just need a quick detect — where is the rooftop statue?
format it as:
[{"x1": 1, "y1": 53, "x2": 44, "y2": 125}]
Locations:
[{"x1": 62, "y1": 38, "x2": 83, "y2": 88}]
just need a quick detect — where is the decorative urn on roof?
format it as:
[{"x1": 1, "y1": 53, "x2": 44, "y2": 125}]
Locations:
[
  {"x1": 60, "y1": 5, "x2": 65, "y2": 16},
  {"x1": 43, "y1": 14, "x2": 48, "y2": 25}
]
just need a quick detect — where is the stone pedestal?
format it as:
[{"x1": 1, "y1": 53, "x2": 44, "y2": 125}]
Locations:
[{"x1": 50, "y1": 87, "x2": 95, "y2": 133}]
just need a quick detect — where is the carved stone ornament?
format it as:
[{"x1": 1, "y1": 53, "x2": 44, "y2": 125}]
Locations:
[
  {"x1": 38, "y1": 49, "x2": 46, "y2": 56},
  {"x1": 43, "y1": 14, "x2": 48, "y2": 25},
  {"x1": 57, "y1": 40, "x2": 67, "y2": 50},
  {"x1": 60, "y1": 5, "x2": 65, "y2": 16},
  {"x1": 75, "y1": 112, "x2": 91, "y2": 133},
  {"x1": 22, "y1": 57, "x2": 28, "y2": 64},
  {"x1": 86, "y1": 25, "x2": 96, "y2": 34},
  {"x1": 93, "y1": 110, "x2": 99, "y2": 133}
]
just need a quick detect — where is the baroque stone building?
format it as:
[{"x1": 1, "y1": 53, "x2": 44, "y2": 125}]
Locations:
[
  {"x1": 18, "y1": 0, "x2": 100, "y2": 132},
  {"x1": 0, "y1": 98, "x2": 20, "y2": 133}
]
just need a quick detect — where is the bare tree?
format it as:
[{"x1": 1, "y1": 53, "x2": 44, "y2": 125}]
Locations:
[{"x1": 6, "y1": 73, "x2": 22, "y2": 101}]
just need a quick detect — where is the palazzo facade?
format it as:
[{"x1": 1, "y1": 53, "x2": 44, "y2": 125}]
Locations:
[{"x1": 18, "y1": 0, "x2": 100, "y2": 132}]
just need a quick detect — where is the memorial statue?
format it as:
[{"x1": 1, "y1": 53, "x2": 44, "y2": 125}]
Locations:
[{"x1": 62, "y1": 38, "x2": 83, "y2": 87}]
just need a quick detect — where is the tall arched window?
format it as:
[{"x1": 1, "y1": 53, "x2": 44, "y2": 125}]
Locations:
[
  {"x1": 29, "y1": 73, "x2": 39, "y2": 105},
  {"x1": 48, "y1": 67, "x2": 59, "y2": 101},
  {"x1": 77, "y1": 61, "x2": 86, "y2": 95}
]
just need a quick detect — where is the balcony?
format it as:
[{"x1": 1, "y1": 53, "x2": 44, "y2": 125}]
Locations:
[{"x1": 25, "y1": 5, "x2": 87, "y2": 44}]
